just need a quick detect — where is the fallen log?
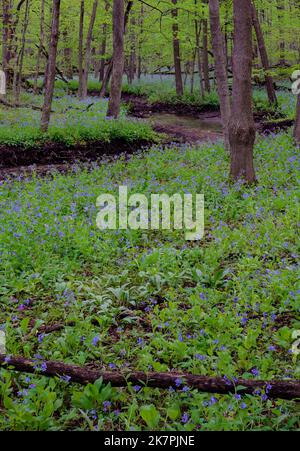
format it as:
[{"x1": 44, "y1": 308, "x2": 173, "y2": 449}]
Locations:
[
  {"x1": 0, "y1": 354, "x2": 299, "y2": 400},
  {"x1": 260, "y1": 118, "x2": 295, "y2": 133}
]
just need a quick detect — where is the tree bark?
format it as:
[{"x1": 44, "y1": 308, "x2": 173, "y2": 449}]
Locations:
[
  {"x1": 294, "y1": 94, "x2": 300, "y2": 145},
  {"x1": 107, "y1": 0, "x2": 125, "y2": 118},
  {"x1": 209, "y1": 0, "x2": 231, "y2": 151},
  {"x1": 82, "y1": 0, "x2": 98, "y2": 98},
  {"x1": 78, "y1": 0, "x2": 85, "y2": 98},
  {"x1": 251, "y1": 2, "x2": 277, "y2": 105},
  {"x1": 40, "y1": 0, "x2": 61, "y2": 132},
  {"x1": 171, "y1": 0, "x2": 183, "y2": 96},
  {"x1": 229, "y1": 0, "x2": 256, "y2": 183},
  {"x1": 1, "y1": 355, "x2": 300, "y2": 400}
]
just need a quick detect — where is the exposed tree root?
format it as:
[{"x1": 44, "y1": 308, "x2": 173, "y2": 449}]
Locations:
[{"x1": 0, "y1": 354, "x2": 299, "y2": 400}]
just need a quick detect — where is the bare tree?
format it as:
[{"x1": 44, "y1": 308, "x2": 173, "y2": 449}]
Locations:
[
  {"x1": 41, "y1": 0, "x2": 61, "y2": 132},
  {"x1": 209, "y1": 0, "x2": 231, "y2": 151},
  {"x1": 229, "y1": 0, "x2": 256, "y2": 183}
]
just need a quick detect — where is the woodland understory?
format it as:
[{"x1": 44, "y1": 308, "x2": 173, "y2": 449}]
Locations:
[{"x1": 0, "y1": 0, "x2": 299, "y2": 432}]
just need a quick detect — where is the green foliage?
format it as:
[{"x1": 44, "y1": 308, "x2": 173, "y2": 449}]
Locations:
[
  {"x1": 0, "y1": 93, "x2": 159, "y2": 148},
  {"x1": 0, "y1": 131, "x2": 299, "y2": 430}
]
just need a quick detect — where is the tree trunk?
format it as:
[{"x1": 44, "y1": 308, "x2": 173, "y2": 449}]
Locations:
[
  {"x1": 63, "y1": 31, "x2": 73, "y2": 80},
  {"x1": 171, "y1": 0, "x2": 183, "y2": 96},
  {"x1": 15, "y1": 0, "x2": 30, "y2": 102},
  {"x1": 137, "y1": 2, "x2": 144, "y2": 80},
  {"x1": 209, "y1": 0, "x2": 231, "y2": 151},
  {"x1": 78, "y1": 0, "x2": 85, "y2": 98},
  {"x1": 107, "y1": 0, "x2": 125, "y2": 118},
  {"x1": 33, "y1": 0, "x2": 45, "y2": 93},
  {"x1": 40, "y1": 0, "x2": 61, "y2": 132},
  {"x1": 276, "y1": 0, "x2": 285, "y2": 66},
  {"x1": 2, "y1": 0, "x2": 12, "y2": 84},
  {"x1": 294, "y1": 95, "x2": 300, "y2": 145},
  {"x1": 100, "y1": 59, "x2": 113, "y2": 97},
  {"x1": 128, "y1": 16, "x2": 136, "y2": 84},
  {"x1": 97, "y1": 0, "x2": 109, "y2": 82},
  {"x1": 194, "y1": 16, "x2": 204, "y2": 97},
  {"x1": 229, "y1": 0, "x2": 256, "y2": 184},
  {"x1": 251, "y1": 2, "x2": 277, "y2": 105},
  {"x1": 101, "y1": 0, "x2": 133, "y2": 99},
  {"x1": 202, "y1": 18, "x2": 210, "y2": 93},
  {"x1": 82, "y1": 0, "x2": 98, "y2": 98}
]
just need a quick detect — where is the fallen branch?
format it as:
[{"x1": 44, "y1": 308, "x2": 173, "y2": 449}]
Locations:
[
  {"x1": 0, "y1": 355, "x2": 299, "y2": 400},
  {"x1": 0, "y1": 97, "x2": 44, "y2": 111}
]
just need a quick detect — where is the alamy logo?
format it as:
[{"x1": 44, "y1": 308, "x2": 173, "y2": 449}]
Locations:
[
  {"x1": 96, "y1": 186, "x2": 204, "y2": 241},
  {"x1": 291, "y1": 70, "x2": 300, "y2": 95}
]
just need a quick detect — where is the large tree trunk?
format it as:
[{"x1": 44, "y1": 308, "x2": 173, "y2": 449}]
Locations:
[
  {"x1": 78, "y1": 0, "x2": 85, "y2": 98},
  {"x1": 202, "y1": 18, "x2": 210, "y2": 93},
  {"x1": 33, "y1": 0, "x2": 45, "y2": 93},
  {"x1": 251, "y1": 2, "x2": 277, "y2": 105},
  {"x1": 294, "y1": 95, "x2": 300, "y2": 145},
  {"x1": 209, "y1": 0, "x2": 231, "y2": 151},
  {"x1": 171, "y1": 0, "x2": 183, "y2": 96},
  {"x1": 229, "y1": 0, "x2": 256, "y2": 183},
  {"x1": 41, "y1": 0, "x2": 61, "y2": 132},
  {"x1": 107, "y1": 0, "x2": 125, "y2": 118},
  {"x1": 81, "y1": 0, "x2": 98, "y2": 98},
  {"x1": 100, "y1": 0, "x2": 133, "y2": 99}
]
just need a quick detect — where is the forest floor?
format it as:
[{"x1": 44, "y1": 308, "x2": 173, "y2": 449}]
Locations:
[{"x1": 0, "y1": 130, "x2": 299, "y2": 431}]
